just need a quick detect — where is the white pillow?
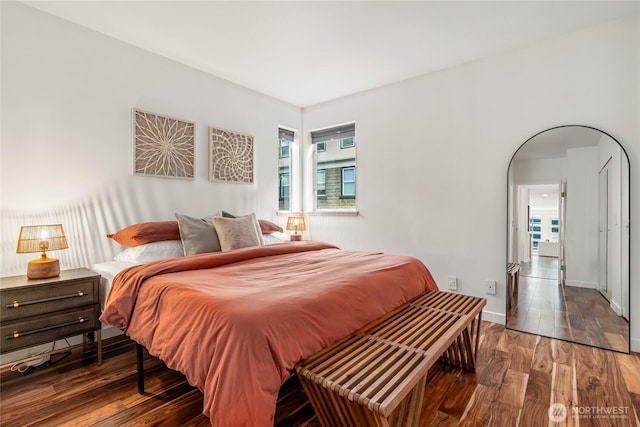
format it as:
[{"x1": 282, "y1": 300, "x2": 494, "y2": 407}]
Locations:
[
  {"x1": 262, "y1": 232, "x2": 288, "y2": 245},
  {"x1": 113, "y1": 240, "x2": 184, "y2": 263}
]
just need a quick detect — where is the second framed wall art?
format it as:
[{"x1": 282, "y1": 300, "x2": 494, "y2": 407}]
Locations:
[{"x1": 208, "y1": 126, "x2": 254, "y2": 184}]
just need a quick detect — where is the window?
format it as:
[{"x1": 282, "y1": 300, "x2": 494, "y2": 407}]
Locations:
[
  {"x1": 340, "y1": 137, "x2": 355, "y2": 149},
  {"x1": 278, "y1": 128, "x2": 294, "y2": 210},
  {"x1": 551, "y1": 226, "x2": 559, "y2": 233},
  {"x1": 342, "y1": 167, "x2": 356, "y2": 197},
  {"x1": 551, "y1": 218, "x2": 559, "y2": 226},
  {"x1": 530, "y1": 225, "x2": 541, "y2": 232},
  {"x1": 279, "y1": 173, "x2": 290, "y2": 209},
  {"x1": 311, "y1": 124, "x2": 356, "y2": 210},
  {"x1": 279, "y1": 140, "x2": 289, "y2": 158},
  {"x1": 317, "y1": 169, "x2": 326, "y2": 197},
  {"x1": 530, "y1": 217, "x2": 541, "y2": 224}
]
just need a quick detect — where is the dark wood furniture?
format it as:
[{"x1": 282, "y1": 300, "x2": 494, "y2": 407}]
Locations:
[
  {"x1": 295, "y1": 290, "x2": 486, "y2": 427},
  {"x1": 507, "y1": 262, "x2": 520, "y2": 314},
  {"x1": 0, "y1": 268, "x2": 102, "y2": 365}
]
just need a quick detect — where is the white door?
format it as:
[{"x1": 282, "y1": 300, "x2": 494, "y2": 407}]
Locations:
[
  {"x1": 598, "y1": 163, "x2": 612, "y2": 301},
  {"x1": 559, "y1": 182, "x2": 566, "y2": 285}
]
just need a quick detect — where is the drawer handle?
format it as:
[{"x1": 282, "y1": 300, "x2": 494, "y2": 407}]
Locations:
[
  {"x1": 5, "y1": 291, "x2": 89, "y2": 309},
  {"x1": 6, "y1": 317, "x2": 89, "y2": 340}
]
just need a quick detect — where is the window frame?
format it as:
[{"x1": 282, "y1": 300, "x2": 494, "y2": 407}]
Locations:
[
  {"x1": 310, "y1": 123, "x2": 356, "y2": 211},
  {"x1": 317, "y1": 169, "x2": 326, "y2": 199},
  {"x1": 279, "y1": 139, "x2": 290, "y2": 158},
  {"x1": 341, "y1": 166, "x2": 356, "y2": 198},
  {"x1": 278, "y1": 127, "x2": 295, "y2": 211},
  {"x1": 340, "y1": 137, "x2": 355, "y2": 149}
]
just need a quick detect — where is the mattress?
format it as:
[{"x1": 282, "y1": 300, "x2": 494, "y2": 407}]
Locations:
[{"x1": 91, "y1": 261, "x2": 138, "y2": 308}]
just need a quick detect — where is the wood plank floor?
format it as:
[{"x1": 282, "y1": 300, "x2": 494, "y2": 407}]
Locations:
[
  {"x1": 520, "y1": 255, "x2": 560, "y2": 280},
  {"x1": 508, "y1": 256, "x2": 629, "y2": 352},
  {"x1": 1, "y1": 322, "x2": 639, "y2": 426}
]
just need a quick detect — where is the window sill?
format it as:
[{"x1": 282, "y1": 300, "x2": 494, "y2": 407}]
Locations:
[
  {"x1": 277, "y1": 210, "x2": 359, "y2": 217},
  {"x1": 307, "y1": 210, "x2": 359, "y2": 216}
]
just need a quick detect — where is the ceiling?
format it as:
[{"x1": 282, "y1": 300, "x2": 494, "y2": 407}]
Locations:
[
  {"x1": 514, "y1": 126, "x2": 606, "y2": 160},
  {"x1": 527, "y1": 184, "x2": 560, "y2": 210},
  {"x1": 22, "y1": 1, "x2": 639, "y2": 107}
]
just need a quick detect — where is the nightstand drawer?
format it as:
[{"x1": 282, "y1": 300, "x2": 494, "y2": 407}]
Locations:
[
  {"x1": 1, "y1": 278, "x2": 98, "y2": 322},
  {"x1": 1, "y1": 306, "x2": 98, "y2": 353}
]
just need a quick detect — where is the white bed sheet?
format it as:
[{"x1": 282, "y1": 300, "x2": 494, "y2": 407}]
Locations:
[{"x1": 91, "y1": 260, "x2": 138, "y2": 308}]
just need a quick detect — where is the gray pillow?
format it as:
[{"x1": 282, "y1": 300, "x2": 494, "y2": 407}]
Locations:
[
  {"x1": 213, "y1": 214, "x2": 262, "y2": 251},
  {"x1": 175, "y1": 213, "x2": 222, "y2": 256}
]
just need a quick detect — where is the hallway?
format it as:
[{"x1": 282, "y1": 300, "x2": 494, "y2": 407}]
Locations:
[{"x1": 508, "y1": 255, "x2": 628, "y2": 352}]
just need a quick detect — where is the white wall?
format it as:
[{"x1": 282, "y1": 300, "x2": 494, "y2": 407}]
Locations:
[
  {"x1": 565, "y1": 147, "x2": 599, "y2": 288},
  {"x1": 1, "y1": 2, "x2": 301, "y2": 276},
  {"x1": 513, "y1": 158, "x2": 566, "y2": 186},
  {"x1": 517, "y1": 187, "x2": 530, "y2": 263},
  {"x1": 301, "y1": 15, "x2": 640, "y2": 350}
]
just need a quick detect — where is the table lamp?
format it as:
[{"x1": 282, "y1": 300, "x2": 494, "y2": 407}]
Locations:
[
  {"x1": 286, "y1": 216, "x2": 306, "y2": 241},
  {"x1": 16, "y1": 224, "x2": 68, "y2": 279}
]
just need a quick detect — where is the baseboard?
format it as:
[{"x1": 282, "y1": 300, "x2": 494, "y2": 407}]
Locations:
[
  {"x1": 482, "y1": 309, "x2": 506, "y2": 325},
  {"x1": 610, "y1": 299, "x2": 623, "y2": 316},
  {"x1": 564, "y1": 280, "x2": 596, "y2": 289}
]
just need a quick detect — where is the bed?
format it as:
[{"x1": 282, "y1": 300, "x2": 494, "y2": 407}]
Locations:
[{"x1": 100, "y1": 241, "x2": 438, "y2": 427}]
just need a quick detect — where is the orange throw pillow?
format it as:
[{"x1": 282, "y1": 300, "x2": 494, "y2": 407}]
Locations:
[
  {"x1": 107, "y1": 221, "x2": 181, "y2": 246},
  {"x1": 258, "y1": 219, "x2": 283, "y2": 234}
]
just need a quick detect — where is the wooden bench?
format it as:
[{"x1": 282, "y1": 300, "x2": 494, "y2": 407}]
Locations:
[
  {"x1": 507, "y1": 262, "x2": 519, "y2": 314},
  {"x1": 295, "y1": 290, "x2": 486, "y2": 427}
]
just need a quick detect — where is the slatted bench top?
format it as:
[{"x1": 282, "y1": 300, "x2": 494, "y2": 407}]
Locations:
[{"x1": 295, "y1": 290, "x2": 486, "y2": 422}]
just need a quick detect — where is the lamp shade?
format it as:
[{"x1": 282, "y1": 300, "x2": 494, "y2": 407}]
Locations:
[
  {"x1": 16, "y1": 224, "x2": 68, "y2": 254},
  {"x1": 286, "y1": 216, "x2": 306, "y2": 232},
  {"x1": 16, "y1": 224, "x2": 68, "y2": 279}
]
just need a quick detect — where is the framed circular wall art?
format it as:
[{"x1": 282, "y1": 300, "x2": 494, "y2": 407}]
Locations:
[{"x1": 208, "y1": 126, "x2": 254, "y2": 184}]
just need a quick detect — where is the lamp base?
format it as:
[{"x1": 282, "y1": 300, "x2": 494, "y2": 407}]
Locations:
[
  {"x1": 290, "y1": 234, "x2": 302, "y2": 241},
  {"x1": 27, "y1": 257, "x2": 60, "y2": 279}
]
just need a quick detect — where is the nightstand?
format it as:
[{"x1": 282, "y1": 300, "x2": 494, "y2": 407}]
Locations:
[{"x1": 0, "y1": 268, "x2": 102, "y2": 365}]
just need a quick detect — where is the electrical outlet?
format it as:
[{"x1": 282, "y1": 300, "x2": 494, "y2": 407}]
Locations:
[
  {"x1": 447, "y1": 276, "x2": 457, "y2": 291},
  {"x1": 485, "y1": 280, "x2": 496, "y2": 295}
]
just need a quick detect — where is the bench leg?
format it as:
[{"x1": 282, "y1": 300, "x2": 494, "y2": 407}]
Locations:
[
  {"x1": 441, "y1": 312, "x2": 483, "y2": 372},
  {"x1": 136, "y1": 343, "x2": 145, "y2": 394},
  {"x1": 389, "y1": 374, "x2": 426, "y2": 427}
]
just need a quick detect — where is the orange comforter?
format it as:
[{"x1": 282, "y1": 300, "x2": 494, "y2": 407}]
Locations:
[{"x1": 100, "y1": 242, "x2": 438, "y2": 426}]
